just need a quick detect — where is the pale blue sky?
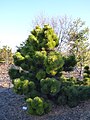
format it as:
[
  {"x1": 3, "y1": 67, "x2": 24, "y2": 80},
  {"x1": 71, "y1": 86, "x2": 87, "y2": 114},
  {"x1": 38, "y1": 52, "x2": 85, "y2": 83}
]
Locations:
[{"x1": 0, "y1": 0, "x2": 90, "y2": 51}]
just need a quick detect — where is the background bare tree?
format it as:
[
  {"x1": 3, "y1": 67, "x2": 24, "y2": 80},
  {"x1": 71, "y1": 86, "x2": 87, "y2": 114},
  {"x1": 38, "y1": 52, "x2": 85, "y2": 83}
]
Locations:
[
  {"x1": 32, "y1": 15, "x2": 90, "y2": 76},
  {"x1": 32, "y1": 15, "x2": 89, "y2": 51}
]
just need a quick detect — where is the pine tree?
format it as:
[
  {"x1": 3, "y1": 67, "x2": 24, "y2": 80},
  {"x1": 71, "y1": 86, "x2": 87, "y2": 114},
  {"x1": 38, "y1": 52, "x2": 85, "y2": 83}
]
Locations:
[
  {"x1": 9, "y1": 24, "x2": 90, "y2": 115},
  {"x1": 9, "y1": 25, "x2": 64, "y2": 115}
]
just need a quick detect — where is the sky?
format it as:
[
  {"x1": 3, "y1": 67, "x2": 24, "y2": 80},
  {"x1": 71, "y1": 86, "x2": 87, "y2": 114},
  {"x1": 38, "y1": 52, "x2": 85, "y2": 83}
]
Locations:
[{"x1": 0, "y1": 0, "x2": 90, "y2": 52}]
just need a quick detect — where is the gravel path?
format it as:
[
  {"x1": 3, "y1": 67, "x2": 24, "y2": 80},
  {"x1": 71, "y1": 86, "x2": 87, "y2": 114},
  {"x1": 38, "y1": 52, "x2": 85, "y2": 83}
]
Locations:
[{"x1": 0, "y1": 88, "x2": 90, "y2": 120}]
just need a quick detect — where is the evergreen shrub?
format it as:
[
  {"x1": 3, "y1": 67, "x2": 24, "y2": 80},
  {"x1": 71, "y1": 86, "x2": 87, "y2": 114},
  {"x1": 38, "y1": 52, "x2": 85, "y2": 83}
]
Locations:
[{"x1": 9, "y1": 25, "x2": 90, "y2": 115}]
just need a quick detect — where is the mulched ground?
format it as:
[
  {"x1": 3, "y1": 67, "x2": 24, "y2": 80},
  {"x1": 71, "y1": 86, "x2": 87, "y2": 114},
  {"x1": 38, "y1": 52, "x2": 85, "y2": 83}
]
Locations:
[
  {"x1": 0, "y1": 89, "x2": 90, "y2": 120},
  {"x1": 0, "y1": 64, "x2": 90, "y2": 120}
]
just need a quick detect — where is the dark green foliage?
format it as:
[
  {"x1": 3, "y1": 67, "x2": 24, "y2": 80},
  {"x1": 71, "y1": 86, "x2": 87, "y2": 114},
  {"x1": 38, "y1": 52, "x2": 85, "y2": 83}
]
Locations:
[
  {"x1": 84, "y1": 66, "x2": 90, "y2": 78},
  {"x1": 57, "y1": 77, "x2": 90, "y2": 107},
  {"x1": 57, "y1": 95, "x2": 67, "y2": 105},
  {"x1": 40, "y1": 78, "x2": 61, "y2": 95},
  {"x1": 66, "y1": 86, "x2": 79, "y2": 107},
  {"x1": 63, "y1": 55, "x2": 77, "y2": 72},
  {"x1": 84, "y1": 66, "x2": 89, "y2": 71},
  {"x1": 77, "y1": 86, "x2": 90, "y2": 101},
  {"x1": 36, "y1": 69, "x2": 46, "y2": 80},
  {"x1": 8, "y1": 68, "x2": 21, "y2": 80},
  {"x1": 83, "y1": 65, "x2": 90, "y2": 85}
]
